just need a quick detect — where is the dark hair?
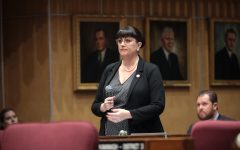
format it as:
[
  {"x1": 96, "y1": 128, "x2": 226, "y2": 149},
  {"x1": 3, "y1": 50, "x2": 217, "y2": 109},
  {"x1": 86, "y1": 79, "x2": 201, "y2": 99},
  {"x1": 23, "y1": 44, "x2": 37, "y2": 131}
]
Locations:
[
  {"x1": 0, "y1": 108, "x2": 16, "y2": 124},
  {"x1": 197, "y1": 90, "x2": 218, "y2": 104},
  {"x1": 95, "y1": 28, "x2": 107, "y2": 37},
  {"x1": 115, "y1": 26, "x2": 145, "y2": 48},
  {"x1": 224, "y1": 28, "x2": 237, "y2": 40}
]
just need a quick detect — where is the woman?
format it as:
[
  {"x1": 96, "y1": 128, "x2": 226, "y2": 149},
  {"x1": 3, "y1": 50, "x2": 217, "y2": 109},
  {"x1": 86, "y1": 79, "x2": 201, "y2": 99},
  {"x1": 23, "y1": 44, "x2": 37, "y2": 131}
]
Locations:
[
  {"x1": 0, "y1": 108, "x2": 19, "y2": 130},
  {"x1": 91, "y1": 26, "x2": 165, "y2": 136}
]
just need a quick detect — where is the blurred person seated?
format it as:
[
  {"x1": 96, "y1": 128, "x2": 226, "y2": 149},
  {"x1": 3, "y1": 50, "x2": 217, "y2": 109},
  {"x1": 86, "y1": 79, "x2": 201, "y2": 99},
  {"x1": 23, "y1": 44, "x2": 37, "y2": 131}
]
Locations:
[
  {"x1": 187, "y1": 90, "x2": 234, "y2": 134},
  {"x1": 0, "y1": 108, "x2": 19, "y2": 130}
]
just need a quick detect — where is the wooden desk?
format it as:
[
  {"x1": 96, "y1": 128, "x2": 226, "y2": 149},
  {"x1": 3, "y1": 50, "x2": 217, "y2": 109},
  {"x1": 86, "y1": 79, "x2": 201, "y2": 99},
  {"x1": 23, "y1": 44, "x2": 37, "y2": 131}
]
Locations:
[{"x1": 99, "y1": 134, "x2": 194, "y2": 150}]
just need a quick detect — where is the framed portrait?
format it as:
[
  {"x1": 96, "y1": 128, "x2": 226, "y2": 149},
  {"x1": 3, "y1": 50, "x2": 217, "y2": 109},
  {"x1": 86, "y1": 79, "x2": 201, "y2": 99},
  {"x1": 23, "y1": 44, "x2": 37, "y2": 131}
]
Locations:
[
  {"x1": 210, "y1": 19, "x2": 240, "y2": 86},
  {"x1": 72, "y1": 16, "x2": 125, "y2": 90},
  {"x1": 146, "y1": 18, "x2": 191, "y2": 87}
]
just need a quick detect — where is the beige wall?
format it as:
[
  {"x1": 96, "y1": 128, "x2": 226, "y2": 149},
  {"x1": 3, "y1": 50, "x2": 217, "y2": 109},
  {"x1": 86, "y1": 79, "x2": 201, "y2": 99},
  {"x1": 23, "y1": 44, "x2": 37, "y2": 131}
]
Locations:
[
  {"x1": 2, "y1": 0, "x2": 50, "y2": 121},
  {"x1": 2, "y1": 0, "x2": 240, "y2": 134}
]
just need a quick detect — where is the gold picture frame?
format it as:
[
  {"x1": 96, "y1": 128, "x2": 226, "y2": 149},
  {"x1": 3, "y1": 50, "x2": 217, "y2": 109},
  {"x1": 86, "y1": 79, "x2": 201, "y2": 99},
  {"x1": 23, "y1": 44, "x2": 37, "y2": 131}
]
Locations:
[
  {"x1": 72, "y1": 16, "x2": 125, "y2": 90},
  {"x1": 210, "y1": 19, "x2": 240, "y2": 86},
  {"x1": 146, "y1": 17, "x2": 191, "y2": 87}
]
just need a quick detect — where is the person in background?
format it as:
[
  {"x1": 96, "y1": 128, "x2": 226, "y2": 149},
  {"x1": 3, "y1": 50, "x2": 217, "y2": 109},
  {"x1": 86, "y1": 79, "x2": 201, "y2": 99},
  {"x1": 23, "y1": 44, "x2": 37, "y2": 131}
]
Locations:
[
  {"x1": 187, "y1": 90, "x2": 234, "y2": 134},
  {"x1": 0, "y1": 108, "x2": 19, "y2": 130},
  {"x1": 82, "y1": 28, "x2": 119, "y2": 83},
  {"x1": 215, "y1": 28, "x2": 240, "y2": 80},
  {"x1": 91, "y1": 26, "x2": 165, "y2": 136},
  {"x1": 150, "y1": 26, "x2": 183, "y2": 80}
]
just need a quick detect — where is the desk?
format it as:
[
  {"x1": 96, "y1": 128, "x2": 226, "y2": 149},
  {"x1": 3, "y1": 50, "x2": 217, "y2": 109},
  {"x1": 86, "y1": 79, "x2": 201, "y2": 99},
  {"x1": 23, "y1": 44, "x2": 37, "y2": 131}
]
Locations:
[{"x1": 99, "y1": 134, "x2": 194, "y2": 150}]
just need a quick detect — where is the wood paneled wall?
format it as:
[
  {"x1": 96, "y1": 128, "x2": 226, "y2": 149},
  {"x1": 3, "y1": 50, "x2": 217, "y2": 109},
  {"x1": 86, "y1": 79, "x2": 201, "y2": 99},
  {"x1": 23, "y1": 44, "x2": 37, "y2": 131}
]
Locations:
[
  {"x1": 2, "y1": 0, "x2": 50, "y2": 122},
  {"x1": 2, "y1": 0, "x2": 240, "y2": 134}
]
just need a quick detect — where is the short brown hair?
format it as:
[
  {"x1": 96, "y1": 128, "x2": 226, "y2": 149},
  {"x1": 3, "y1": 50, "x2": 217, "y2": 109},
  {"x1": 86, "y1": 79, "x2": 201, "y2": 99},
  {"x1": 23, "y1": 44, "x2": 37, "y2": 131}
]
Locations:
[{"x1": 198, "y1": 90, "x2": 218, "y2": 104}]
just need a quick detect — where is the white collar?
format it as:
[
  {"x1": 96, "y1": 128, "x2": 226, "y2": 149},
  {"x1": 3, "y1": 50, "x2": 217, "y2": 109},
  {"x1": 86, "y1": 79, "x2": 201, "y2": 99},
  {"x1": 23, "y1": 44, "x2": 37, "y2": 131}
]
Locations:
[
  {"x1": 99, "y1": 48, "x2": 106, "y2": 59},
  {"x1": 212, "y1": 111, "x2": 219, "y2": 120},
  {"x1": 163, "y1": 48, "x2": 170, "y2": 59},
  {"x1": 226, "y1": 48, "x2": 233, "y2": 57}
]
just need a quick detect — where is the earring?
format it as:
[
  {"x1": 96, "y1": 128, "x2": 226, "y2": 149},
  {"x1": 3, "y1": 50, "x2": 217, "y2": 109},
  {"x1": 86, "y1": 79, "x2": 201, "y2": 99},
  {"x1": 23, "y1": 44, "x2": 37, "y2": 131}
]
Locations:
[{"x1": 137, "y1": 48, "x2": 139, "y2": 51}]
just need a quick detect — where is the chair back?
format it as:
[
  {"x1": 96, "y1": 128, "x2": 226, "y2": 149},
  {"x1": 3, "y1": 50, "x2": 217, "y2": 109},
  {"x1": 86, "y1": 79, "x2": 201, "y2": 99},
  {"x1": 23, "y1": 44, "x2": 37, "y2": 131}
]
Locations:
[
  {"x1": 192, "y1": 120, "x2": 240, "y2": 150},
  {"x1": 1, "y1": 121, "x2": 98, "y2": 150}
]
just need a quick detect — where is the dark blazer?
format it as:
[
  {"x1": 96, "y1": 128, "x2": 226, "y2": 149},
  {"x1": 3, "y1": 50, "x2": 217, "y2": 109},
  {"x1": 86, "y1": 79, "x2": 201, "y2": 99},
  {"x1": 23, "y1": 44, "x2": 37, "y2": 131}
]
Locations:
[
  {"x1": 150, "y1": 48, "x2": 183, "y2": 80},
  {"x1": 187, "y1": 114, "x2": 234, "y2": 135},
  {"x1": 82, "y1": 48, "x2": 119, "y2": 83},
  {"x1": 91, "y1": 57, "x2": 165, "y2": 135},
  {"x1": 215, "y1": 48, "x2": 240, "y2": 80}
]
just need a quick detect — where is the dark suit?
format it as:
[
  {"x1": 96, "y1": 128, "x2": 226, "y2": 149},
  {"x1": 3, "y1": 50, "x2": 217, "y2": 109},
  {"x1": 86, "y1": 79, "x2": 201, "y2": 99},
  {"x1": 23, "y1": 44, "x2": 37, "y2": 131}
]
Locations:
[
  {"x1": 150, "y1": 48, "x2": 183, "y2": 80},
  {"x1": 215, "y1": 48, "x2": 240, "y2": 80},
  {"x1": 187, "y1": 114, "x2": 234, "y2": 135},
  {"x1": 91, "y1": 57, "x2": 165, "y2": 135},
  {"x1": 82, "y1": 48, "x2": 119, "y2": 83}
]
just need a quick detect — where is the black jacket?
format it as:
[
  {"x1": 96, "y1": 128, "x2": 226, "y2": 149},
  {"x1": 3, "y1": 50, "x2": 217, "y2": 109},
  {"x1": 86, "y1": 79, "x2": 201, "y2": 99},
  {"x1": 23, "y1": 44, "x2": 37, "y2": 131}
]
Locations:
[
  {"x1": 215, "y1": 48, "x2": 240, "y2": 80},
  {"x1": 150, "y1": 48, "x2": 183, "y2": 80},
  {"x1": 91, "y1": 57, "x2": 165, "y2": 135},
  {"x1": 82, "y1": 48, "x2": 119, "y2": 83}
]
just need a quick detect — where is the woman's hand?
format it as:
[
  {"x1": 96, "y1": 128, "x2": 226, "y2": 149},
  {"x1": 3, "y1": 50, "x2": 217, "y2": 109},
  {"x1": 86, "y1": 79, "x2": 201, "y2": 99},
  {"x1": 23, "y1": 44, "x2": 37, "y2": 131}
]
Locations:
[
  {"x1": 100, "y1": 96, "x2": 115, "y2": 112},
  {"x1": 106, "y1": 108, "x2": 132, "y2": 123}
]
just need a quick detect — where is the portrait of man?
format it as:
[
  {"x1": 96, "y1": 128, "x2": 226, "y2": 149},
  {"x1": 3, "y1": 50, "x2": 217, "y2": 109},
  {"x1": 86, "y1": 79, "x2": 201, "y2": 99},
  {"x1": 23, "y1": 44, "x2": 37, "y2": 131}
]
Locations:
[
  {"x1": 215, "y1": 28, "x2": 240, "y2": 80},
  {"x1": 149, "y1": 20, "x2": 188, "y2": 81},
  {"x1": 151, "y1": 26, "x2": 183, "y2": 80},
  {"x1": 80, "y1": 23, "x2": 120, "y2": 83}
]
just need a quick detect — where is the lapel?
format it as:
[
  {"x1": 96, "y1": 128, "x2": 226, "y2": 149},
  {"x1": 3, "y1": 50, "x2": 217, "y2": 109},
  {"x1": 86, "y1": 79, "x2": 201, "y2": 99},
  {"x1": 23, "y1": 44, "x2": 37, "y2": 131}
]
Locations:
[
  {"x1": 223, "y1": 48, "x2": 230, "y2": 60},
  {"x1": 126, "y1": 56, "x2": 144, "y2": 99},
  {"x1": 104, "y1": 61, "x2": 121, "y2": 87},
  {"x1": 102, "y1": 48, "x2": 109, "y2": 64},
  {"x1": 159, "y1": 48, "x2": 168, "y2": 64},
  {"x1": 103, "y1": 57, "x2": 145, "y2": 100}
]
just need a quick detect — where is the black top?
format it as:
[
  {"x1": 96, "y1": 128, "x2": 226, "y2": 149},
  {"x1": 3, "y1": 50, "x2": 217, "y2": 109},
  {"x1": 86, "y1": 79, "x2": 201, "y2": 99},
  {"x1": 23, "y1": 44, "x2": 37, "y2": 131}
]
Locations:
[
  {"x1": 105, "y1": 70, "x2": 135, "y2": 136},
  {"x1": 150, "y1": 48, "x2": 183, "y2": 80},
  {"x1": 215, "y1": 48, "x2": 240, "y2": 80}
]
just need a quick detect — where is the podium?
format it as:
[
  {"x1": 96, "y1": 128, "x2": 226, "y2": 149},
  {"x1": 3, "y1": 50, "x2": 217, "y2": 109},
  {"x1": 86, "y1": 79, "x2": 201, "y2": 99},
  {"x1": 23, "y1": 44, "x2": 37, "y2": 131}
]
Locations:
[{"x1": 99, "y1": 134, "x2": 194, "y2": 150}]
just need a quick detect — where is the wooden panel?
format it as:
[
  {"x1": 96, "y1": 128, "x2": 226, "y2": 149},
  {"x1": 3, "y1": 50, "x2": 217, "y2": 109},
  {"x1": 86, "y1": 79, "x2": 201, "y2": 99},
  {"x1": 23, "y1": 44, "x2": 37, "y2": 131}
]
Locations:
[
  {"x1": 206, "y1": 0, "x2": 240, "y2": 18},
  {"x1": 51, "y1": 0, "x2": 99, "y2": 14},
  {"x1": 151, "y1": 0, "x2": 163, "y2": 16},
  {"x1": 3, "y1": 0, "x2": 48, "y2": 16},
  {"x1": 102, "y1": 0, "x2": 150, "y2": 16},
  {"x1": 151, "y1": 0, "x2": 192, "y2": 18},
  {"x1": 99, "y1": 136, "x2": 194, "y2": 150},
  {"x1": 50, "y1": 16, "x2": 100, "y2": 125},
  {"x1": 3, "y1": 17, "x2": 50, "y2": 122},
  {"x1": 236, "y1": 0, "x2": 240, "y2": 18}
]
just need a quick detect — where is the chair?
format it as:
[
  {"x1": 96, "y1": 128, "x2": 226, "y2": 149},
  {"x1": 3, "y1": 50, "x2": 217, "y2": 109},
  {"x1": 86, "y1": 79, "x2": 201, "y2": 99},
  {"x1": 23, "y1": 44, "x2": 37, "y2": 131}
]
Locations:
[
  {"x1": 192, "y1": 120, "x2": 240, "y2": 150},
  {"x1": 1, "y1": 121, "x2": 98, "y2": 150}
]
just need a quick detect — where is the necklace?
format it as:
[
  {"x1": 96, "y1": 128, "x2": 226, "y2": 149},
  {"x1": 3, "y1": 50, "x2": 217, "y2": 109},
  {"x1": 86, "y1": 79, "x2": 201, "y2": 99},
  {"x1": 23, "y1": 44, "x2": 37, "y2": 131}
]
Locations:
[
  {"x1": 121, "y1": 57, "x2": 139, "y2": 72},
  {"x1": 122, "y1": 64, "x2": 137, "y2": 72}
]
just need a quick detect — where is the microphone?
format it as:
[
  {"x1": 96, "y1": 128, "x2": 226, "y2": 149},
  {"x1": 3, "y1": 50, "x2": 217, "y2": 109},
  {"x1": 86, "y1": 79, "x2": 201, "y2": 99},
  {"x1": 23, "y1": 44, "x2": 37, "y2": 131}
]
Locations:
[
  {"x1": 105, "y1": 85, "x2": 115, "y2": 111},
  {"x1": 105, "y1": 85, "x2": 114, "y2": 97}
]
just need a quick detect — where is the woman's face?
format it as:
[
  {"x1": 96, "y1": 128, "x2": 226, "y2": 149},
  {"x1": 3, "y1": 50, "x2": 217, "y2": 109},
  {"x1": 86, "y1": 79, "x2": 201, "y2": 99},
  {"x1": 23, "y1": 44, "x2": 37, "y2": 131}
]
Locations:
[
  {"x1": 116, "y1": 37, "x2": 141, "y2": 58},
  {"x1": 4, "y1": 110, "x2": 18, "y2": 127}
]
